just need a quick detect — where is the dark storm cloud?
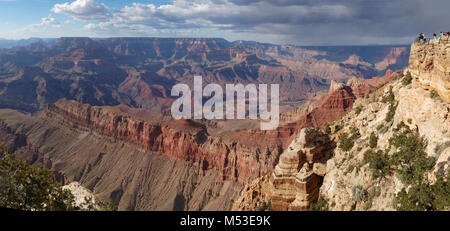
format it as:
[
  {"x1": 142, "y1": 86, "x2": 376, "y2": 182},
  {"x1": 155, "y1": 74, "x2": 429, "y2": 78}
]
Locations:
[
  {"x1": 220, "y1": 0, "x2": 450, "y2": 44},
  {"x1": 56, "y1": 0, "x2": 450, "y2": 45}
]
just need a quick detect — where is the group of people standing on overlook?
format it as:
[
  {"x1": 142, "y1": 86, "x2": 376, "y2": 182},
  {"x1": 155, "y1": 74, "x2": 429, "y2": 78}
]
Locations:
[{"x1": 417, "y1": 32, "x2": 450, "y2": 44}]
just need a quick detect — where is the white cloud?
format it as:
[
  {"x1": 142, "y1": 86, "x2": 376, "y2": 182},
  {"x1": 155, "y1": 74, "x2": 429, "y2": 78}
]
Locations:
[
  {"x1": 24, "y1": 15, "x2": 63, "y2": 31},
  {"x1": 52, "y1": 0, "x2": 110, "y2": 21},
  {"x1": 84, "y1": 23, "x2": 97, "y2": 30},
  {"x1": 75, "y1": 0, "x2": 354, "y2": 31},
  {"x1": 71, "y1": 0, "x2": 354, "y2": 44}
]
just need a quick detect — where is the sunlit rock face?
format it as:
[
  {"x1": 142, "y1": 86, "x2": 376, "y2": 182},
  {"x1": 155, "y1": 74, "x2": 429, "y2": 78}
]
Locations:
[
  {"x1": 408, "y1": 39, "x2": 450, "y2": 102},
  {"x1": 270, "y1": 128, "x2": 333, "y2": 211}
]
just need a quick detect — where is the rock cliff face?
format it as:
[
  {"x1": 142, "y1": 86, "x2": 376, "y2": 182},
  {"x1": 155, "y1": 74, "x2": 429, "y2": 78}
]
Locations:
[
  {"x1": 408, "y1": 39, "x2": 450, "y2": 102},
  {"x1": 320, "y1": 76, "x2": 449, "y2": 211},
  {"x1": 232, "y1": 77, "x2": 390, "y2": 211},
  {"x1": 270, "y1": 128, "x2": 333, "y2": 211},
  {"x1": 288, "y1": 75, "x2": 392, "y2": 131},
  {"x1": 0, "y1": 107, "x2": 243, "y2": 210},
  {"x1": 0, "y1": 72, "x2": 381, "y2": 211},
  {"x1": 44, "y1": 99, "x2": 285, "y2": 185},
  {"x1": 233, "y1": 40, "x2": 450, "y2": 211},
  {"x1": 234, "y1": 70, "x2": 449, "y2": 211}
]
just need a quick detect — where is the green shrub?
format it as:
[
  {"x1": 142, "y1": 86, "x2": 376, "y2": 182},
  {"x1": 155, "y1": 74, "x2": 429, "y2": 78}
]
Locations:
[
  {"x1": 0, "y1": 154, "x2": 75, "y2": 211},
  {"x1": 350, "y1": 127, "x2": 359, "y2": 135},
  {"x1": 352, "y1": 185, "x2": 368, "y2": 203},
  {"x1": 394, "y1": 175, "x2": 449, "y2": 211},
  {"x1": 389, "y1": 127, "x2": 436, "y2": 185},
  {"x1": 368, "y1": 187, "x2": 382, "y2": 200},
  {"x1": 376, "y1": 124, "x2": 384, "y2": 131},
  {"x1": 339, "y1": 127, "x2": 360, "y2": 152},
  {"x1": 369, "y1": 132, "x2": 378, "y2": 148},
  {"x1": 364, "y1": 150, "x2": 391, "y2": 179},
  {"x1": 355, "y1": 106, "x2": 363, "y2": 115},
  {"x1": 430, "y1": 90, "x2": 439, "y2": 99},
  {"x1": 385, "y1": 102, "x2": 398, "y2": 122},
  {"x1": 381, "y1": 87, "x2": 395, "y2": 104},
  {"x1": 346, "y1": 165, "x2": 355, "y2": 174},
  {"x1": 324, "y1": 123, "x2": 331, "y2": 134},
  {"x1": 339, "y1": 133, "x2": 353, "y2": 151},
  {"x1": 308, "y1": 196, "x2": 329, "y2": 211},
  {"x1": 0, "y1": 143, "x2": 98, "y2": 211},
  {"x1": 434, "y1": 141, "x2": 450, "y2": 156},
  {"x1": 389, "y1": 125, "x2": 447, "y2": 211},
  {"x1": 380, "y1": 86, "x2": 398, "y2": 122},
  {"x1": 393, "y1": 121, "x2": 409, "y2": 132},
  {"x1": 255, "y1": 200, "x2": 273, "y2": 211},
  {"x1": 402, "y1": 72, "x2": 412, "y2": 86},
  {"x1": 363, "y1": 200, "x2": 373, "y2": 210}
]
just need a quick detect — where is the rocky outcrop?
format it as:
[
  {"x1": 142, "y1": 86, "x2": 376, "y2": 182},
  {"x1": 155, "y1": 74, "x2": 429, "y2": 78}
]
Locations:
[
  {"x1": 270, "y1": 128, "x2": 333, "y2": 211},
  {"x1": 233, "y1": 71, "x2": 403, "y2": 211},
  {"x1": 408, "y1": 40, "x2": 450, "y2": 102},
  {"x1": 321, "y1": 75, "x2": 449, "y2": 211},
  {"x1": 363, "y1": 69, "x2": 398, "y2": 87},
  {"x1": 62, "y1": 182, "x2": 99, "y2": 210},
  {"x1": 231, "y1": 175, "x2": 273, "y2": 211},
  {"x1": 290, "y1": 76, "x2": 377, "y2": 131}
]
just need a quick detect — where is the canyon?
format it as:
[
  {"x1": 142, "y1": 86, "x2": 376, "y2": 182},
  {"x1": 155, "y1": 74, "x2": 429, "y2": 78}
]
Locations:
[
  {"x1": 233, "y1": 41, "x2": 449, "y2": 211},
  {"x1": 0, "y1": 38, "x2": 408, "y2": 113},
  {"x1": 0, "y1": 37, "x2": 410, "y2": 211},
  {"x1": 0, "y1": 72, "x2": 393, "y2": 210}
]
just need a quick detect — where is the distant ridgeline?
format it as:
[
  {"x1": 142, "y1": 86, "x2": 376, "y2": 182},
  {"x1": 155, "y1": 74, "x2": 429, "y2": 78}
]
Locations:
[{"x1": 408, "y1": 37, "x2": 450, "y2": 103}]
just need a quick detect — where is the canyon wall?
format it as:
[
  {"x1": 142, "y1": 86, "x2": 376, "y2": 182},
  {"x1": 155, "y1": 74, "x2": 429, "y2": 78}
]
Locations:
[
  {"x1": 0, "y1": 77, "x2": 367, "y2": 211},
  {"x1": 0, "y1": 70, "x2": 395, "y2": 211},
  {"x1": 0, "y1": 108, "x2": 243, "y2": 210},
  {"x1": 44, "y1": 99, "x2": 284, "y2": 185},
  {"x1": 408, "y1": 39, "x2": 450, "y2": 102},
  {"x1": 232, "y1": 75, "x2": 396, "y2": 211}
]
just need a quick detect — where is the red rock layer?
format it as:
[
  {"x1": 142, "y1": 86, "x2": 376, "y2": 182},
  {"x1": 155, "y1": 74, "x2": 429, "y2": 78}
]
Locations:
[
  {"x1": 44, "y1": 99, "x2": 285, "y2": 184},
  {"x1": 362, "y1": 69, "x2": 399, "y2": 87},
  {"x1": 35, "y1": 72, "x2": 387, "y2": 186}
]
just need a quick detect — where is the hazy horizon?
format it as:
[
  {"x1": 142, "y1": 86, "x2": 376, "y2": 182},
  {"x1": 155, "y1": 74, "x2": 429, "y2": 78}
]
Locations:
[{"x1": 0, "y1": 36, "x2": 413, "y2": 47}]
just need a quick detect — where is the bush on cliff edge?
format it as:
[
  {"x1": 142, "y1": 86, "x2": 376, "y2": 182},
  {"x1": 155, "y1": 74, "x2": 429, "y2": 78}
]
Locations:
[{"x1": 0, "y1": 143, "x2": 96, "y2": 211}]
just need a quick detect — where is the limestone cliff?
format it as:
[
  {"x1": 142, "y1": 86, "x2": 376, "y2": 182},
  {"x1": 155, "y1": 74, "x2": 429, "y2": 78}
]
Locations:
[
  {"x1": 320, "y1": 75, "x2": 449, "y2": 211},
  {"x1": 232, "y1": 76, "x2": 396, "y2": 211},
  {"x1": 270, "y1": 128, "x2": 333, "y2": 211},
  {"x1": 44, "y1": 99, "x2": 287, "y2": 185},
  {"x1": 408, "y1": 39, "x2": 450, "y2": 102},
  {"x1": 234, "y1": 40, "x2": 449, "y2": 211},
  {"x1": 235, "y1": 73, "x2": 449, "y2": 211}
]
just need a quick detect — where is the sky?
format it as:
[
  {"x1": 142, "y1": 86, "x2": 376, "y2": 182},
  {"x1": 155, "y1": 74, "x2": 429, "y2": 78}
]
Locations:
[{"x1": 1, "y1": 0, "x2": 450, "y2": 45}]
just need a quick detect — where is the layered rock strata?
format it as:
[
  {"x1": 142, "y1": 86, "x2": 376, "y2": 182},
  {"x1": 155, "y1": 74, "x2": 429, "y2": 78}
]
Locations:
[
  {"x1": 408, "y1": 40, "x2": 450, "y2": 102},
  {"x1": 270, "y1": 128, "x2": 333, "y2": 211}
]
